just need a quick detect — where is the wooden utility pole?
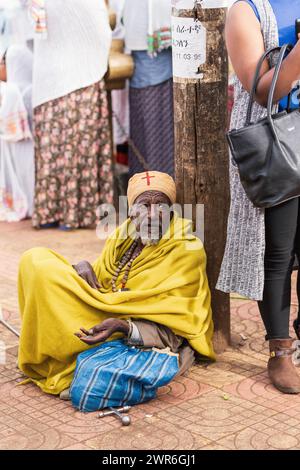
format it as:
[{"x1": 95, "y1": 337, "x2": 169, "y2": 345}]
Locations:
[{"x1": 172, "y1": 0, "x2": 230, "y2": 353}]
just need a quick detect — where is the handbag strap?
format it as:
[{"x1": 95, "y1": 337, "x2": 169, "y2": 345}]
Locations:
[
  {"x1": 245, "y1": 44, "x2": 293, "y2": 126},
  {"x1": 267, "y1": 43, "x2": 293, "y2": 121}
]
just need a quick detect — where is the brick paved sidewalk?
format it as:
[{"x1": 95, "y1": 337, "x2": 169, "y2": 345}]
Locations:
[{"x1": 1, "y1": 220, "x2": 300, "y2": 450}]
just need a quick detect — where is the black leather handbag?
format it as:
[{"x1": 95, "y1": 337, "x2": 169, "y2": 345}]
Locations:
[{"x1": 227, "y1": 43, "x2": 300, "y2": 209}]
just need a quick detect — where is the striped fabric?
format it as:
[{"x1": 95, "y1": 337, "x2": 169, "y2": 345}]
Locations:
[
  {"x1": 30, "y1": 0, "x2": 48, "y2": 38},
  {"x1": 70, "y1": 340, "x2": 179, "y2": 412},
  {"x1": 129, "y1": 78, "x2": 174, "y2": 178}
]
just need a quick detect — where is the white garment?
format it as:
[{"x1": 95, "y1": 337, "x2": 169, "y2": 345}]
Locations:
[
  {"x1": 12, "y1": 2, "x2": 34, "y2": 44},
  {"x1": 0, "y1": 138, "x2": 34, "y2": 221},
  {"x1": 123, "y1": 0, "x2": 171, "y2": 51},
  {"x1": 110, "y1": 0, "x2": 125, "y2": 40},
  {"x1": 1, "y1": 44, "x2": 33, "y2": 140},
  {"x1": 0, "y1": 82, "x2": 32, "y2": 141},
  {"x1": 109, "y1": 0, "x2": 129, "y2": 145},
  {"x1": 0, "y1": 1, "x2": 20, "y2": 8},
  {"x1": 112, "y1": 85, "x2": 129, "y2": 145},
  {"x1": 0, "y1": 44, "x2": 34, "y2": 221},
  {"x1": 32, "y1": 0, "x2": 112, "y2": 108},
  {"x1": 7, "y1": 41, "x2": 32, "y2": 90},
  {"x1": 0, "y1": 1, "x2": 33, "y2": 56}
]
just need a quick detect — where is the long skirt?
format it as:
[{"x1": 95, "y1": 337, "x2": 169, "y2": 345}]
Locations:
[
  {"x1": 32, "y1": 80, "x2": 113, "y2": 229},
  {"x1": 128, "y1": 78, "x2": 174, "y2": 178}
]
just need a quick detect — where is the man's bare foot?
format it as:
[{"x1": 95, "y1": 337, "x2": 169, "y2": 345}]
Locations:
[{"x1": 59, "y1": 388, "x2": 71, "y2": 400}]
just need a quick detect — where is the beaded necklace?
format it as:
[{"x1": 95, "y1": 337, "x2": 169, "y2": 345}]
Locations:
[{"x1": 111, "y1": 240, "x2": 144, "y2": 292}]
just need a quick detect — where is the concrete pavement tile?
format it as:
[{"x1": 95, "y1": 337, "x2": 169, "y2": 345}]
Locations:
[
  {"x1": 85, "y1": 418, "x2": 212, "y2": 450},
  {"x1": 217, "y1": 426, "x2": 300, "y2": 450},
  {"x1": 154, "y1": 390, "x2": 270, "y2": 441},
  {"x1": 200, "y1": 443, "x2": 230, "y2": 450},
  {"x1": 63, "y1": 442, "x2": 95, "y2": 450},
  {"x1": 223, "y1": 373, "x2": 300, "y2": 414}
]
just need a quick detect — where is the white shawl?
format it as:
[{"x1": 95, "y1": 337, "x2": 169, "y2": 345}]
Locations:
[
  {"x1": 32, "y1": 0, "x2": 112, "y2": 107},
  {"x1": 0, "y1": 82, "x2": 32, "y2": 142},
  {"x1": 0, "y1": 44, "x2": 34, "y2": 222},
  {"x1": 0, "y1": 45, "x2": 33, "y2": 142}
]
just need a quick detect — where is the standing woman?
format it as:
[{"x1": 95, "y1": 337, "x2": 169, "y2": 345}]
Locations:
[
  {"x1": 123, "y1": 0, "x2": 174, "y2": 177},
  {"x1": 30, "y1": 0, "x2": 113, "y2": 230},
  {"x1": 217, "y1": 0, "x2": 300, "y2": 394},
  {"x1": 0, "y1": 45, "x2": 34, "y2": 222}
]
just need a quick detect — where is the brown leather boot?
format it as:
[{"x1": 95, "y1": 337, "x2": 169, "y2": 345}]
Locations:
[{"x1": 268, "y1": 339, "x2": 300, "y2": 394}]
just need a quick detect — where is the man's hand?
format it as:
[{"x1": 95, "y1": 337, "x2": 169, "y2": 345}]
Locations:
[
  {"x1": 73, "y1": 261, "x2": 100, "y2": 289},
  {"x1": 74, "y1": 318, "x2": 130, "y2": 345}
]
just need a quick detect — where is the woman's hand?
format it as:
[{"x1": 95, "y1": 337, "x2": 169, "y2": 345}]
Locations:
[
  {"x1": 73, "y1": 261, "x2": 100, "y2": 289},
  {"x1": 74, "y1": 318, "x2": 130, "y2": 345}
]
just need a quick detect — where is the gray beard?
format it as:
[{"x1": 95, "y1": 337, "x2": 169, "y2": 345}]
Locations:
[
  {"x1": 139, "y1": 224, "x2": 161, "y2": 246},
  {"x1": 140, "y1": 236, "x2": 160, "y2": 247}
]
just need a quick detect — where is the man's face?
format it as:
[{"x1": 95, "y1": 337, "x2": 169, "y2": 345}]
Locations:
[{"x1": 129, "y1": 191, "x2": 172, "y2": 246}]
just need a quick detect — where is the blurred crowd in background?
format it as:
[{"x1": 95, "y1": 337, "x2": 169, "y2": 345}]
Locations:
[{"x1": 0, "y1": 0, "x2": 233, "y2": 229}]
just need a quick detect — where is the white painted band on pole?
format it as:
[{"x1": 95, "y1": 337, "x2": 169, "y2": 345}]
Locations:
[
  {"x1": 172, "y1": 0, "x2": 228, "y2": 9},
  {"x1": 172, "y1": 17, "x2": 206, "y2": 79}
]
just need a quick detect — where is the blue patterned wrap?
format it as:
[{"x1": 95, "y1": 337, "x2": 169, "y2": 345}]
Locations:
[{"x1": 70, "y1": 339, "x2": 179, "y2": 412}]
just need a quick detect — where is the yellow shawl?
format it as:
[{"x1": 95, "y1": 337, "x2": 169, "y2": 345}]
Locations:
[{"x1": 18, "y1": 214, "x2": 215, "y2": 394}]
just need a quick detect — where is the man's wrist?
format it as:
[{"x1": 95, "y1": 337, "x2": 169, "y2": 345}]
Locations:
[{"x1": 117, "y1": 319, "x2": 130, "y2": 335}]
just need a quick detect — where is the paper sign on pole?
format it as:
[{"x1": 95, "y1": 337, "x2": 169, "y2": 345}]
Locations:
[{"x1": 172, "y1": 17, "x2": 206, "y2": 79}]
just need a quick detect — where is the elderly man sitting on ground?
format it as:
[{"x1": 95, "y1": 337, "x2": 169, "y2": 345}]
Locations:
[{"x1": 18, "y1": 171, "x2": 215, "y2": 406}]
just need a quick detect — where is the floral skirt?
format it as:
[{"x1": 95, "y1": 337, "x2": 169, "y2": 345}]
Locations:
[{"x1": 32, "y1": 80, "x2": 113, "y2": 229}]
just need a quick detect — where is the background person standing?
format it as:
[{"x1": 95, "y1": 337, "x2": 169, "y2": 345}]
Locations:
[
  {"x1": 30, "y1": 0, "x2": 113, "y2": 230},
  {"x1": 0, "y1": 45, "x2": 34, "y2": 222},
  {"x1": 123, "y1": 0, "x2": 174, "y2": 178}
]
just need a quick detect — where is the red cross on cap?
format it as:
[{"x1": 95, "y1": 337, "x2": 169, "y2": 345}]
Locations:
[{"x1": 142, "y1": 172, "x2": 155, "y2": 186}]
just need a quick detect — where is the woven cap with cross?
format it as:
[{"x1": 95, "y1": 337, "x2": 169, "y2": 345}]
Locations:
[{"x1": 127, "y1": 171, "x2": 177, "y2": 207}]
